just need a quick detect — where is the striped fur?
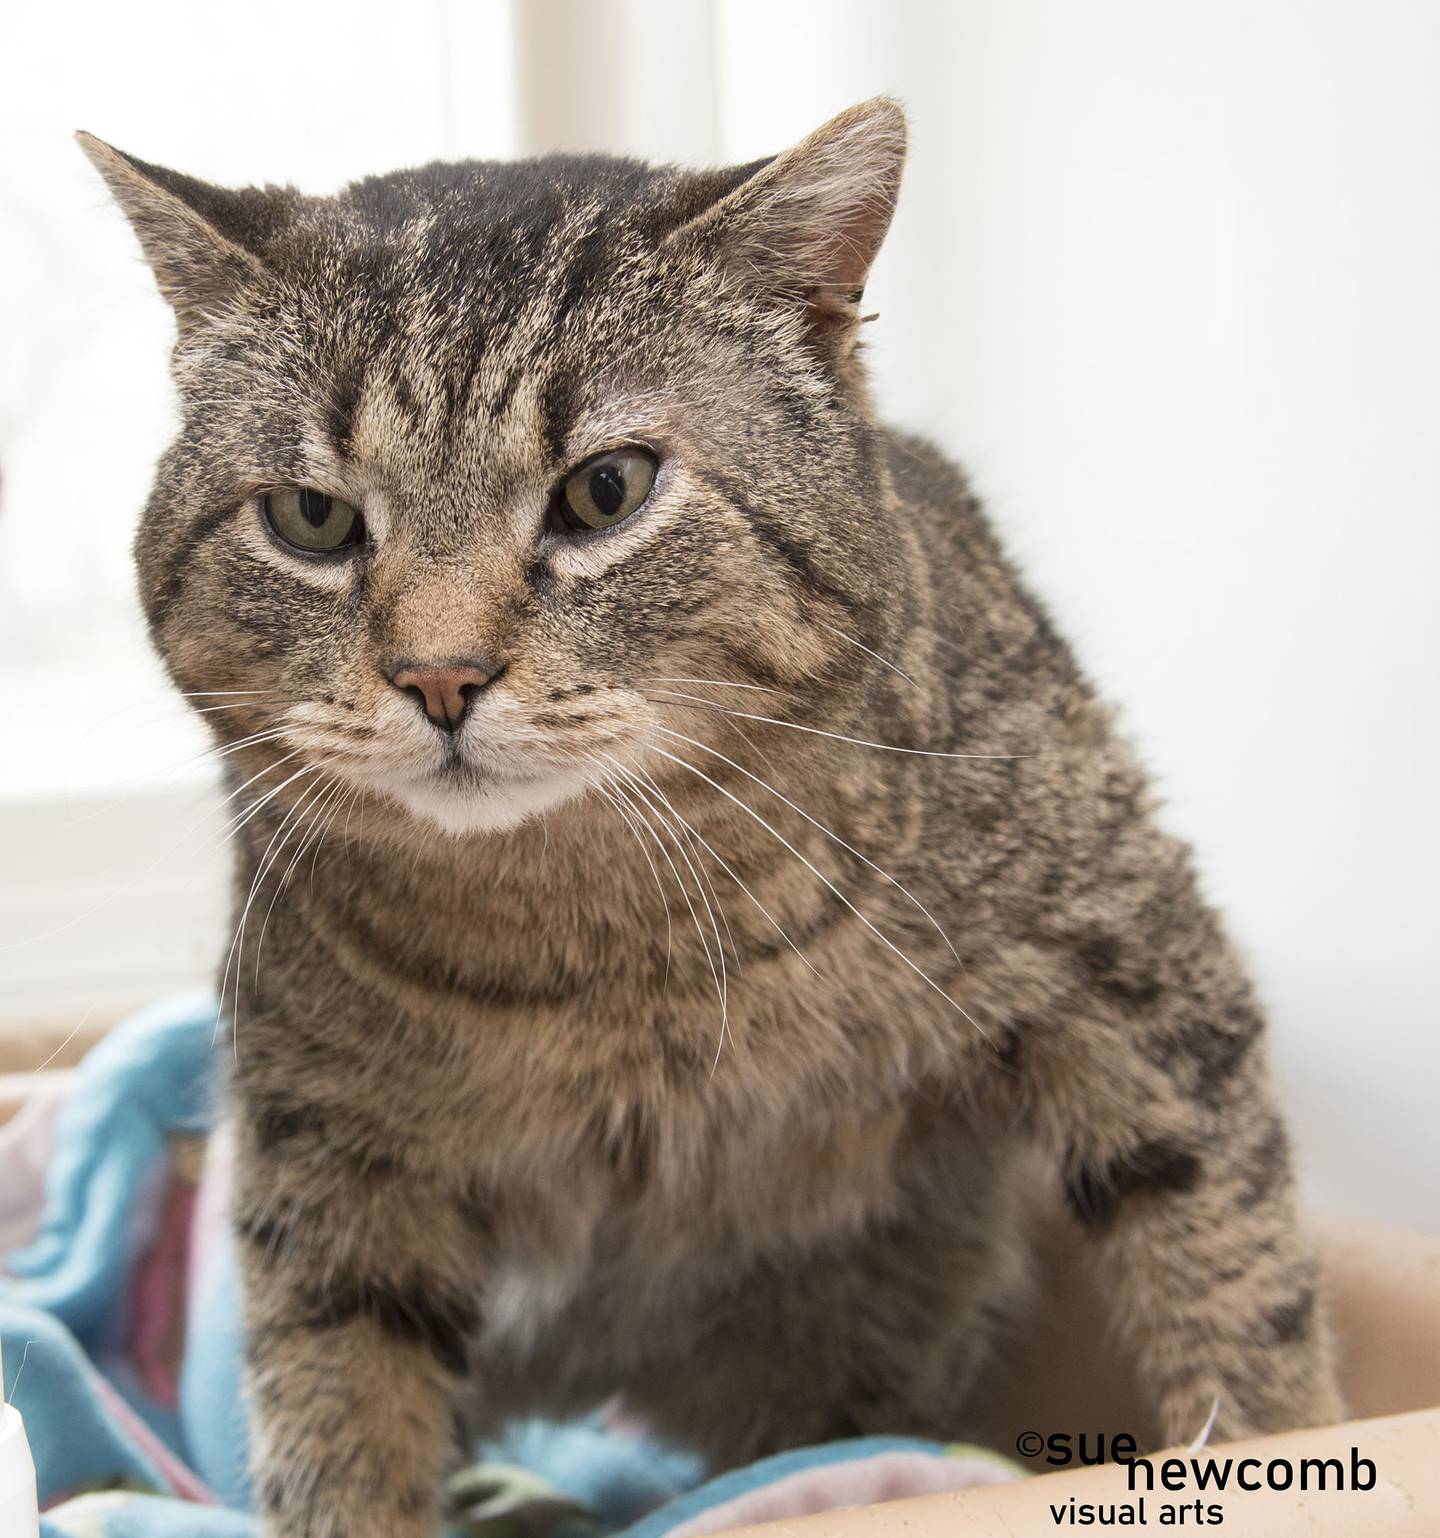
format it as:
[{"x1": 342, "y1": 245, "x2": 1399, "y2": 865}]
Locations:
[{"x1": 81, "y1": 99, "x2": 1339, "y2": 1538}]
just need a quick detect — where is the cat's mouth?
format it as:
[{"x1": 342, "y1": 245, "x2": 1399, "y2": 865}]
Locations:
[
  {"x1": 433, "y1": 755, "x2": 513, "y2": 785},
  {"x1": 380, "y1": 751, "x2": 587, "y2": 837}
]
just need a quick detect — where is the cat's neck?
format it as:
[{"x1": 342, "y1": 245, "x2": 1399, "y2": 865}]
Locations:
[{"x1": 286, "y1": 735, "x2": 907, "y2": 1000}]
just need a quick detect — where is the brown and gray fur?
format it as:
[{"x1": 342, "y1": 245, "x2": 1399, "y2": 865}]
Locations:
[{"x1": 80, "y1": 100, "x2": 1340, "y2": 1538}]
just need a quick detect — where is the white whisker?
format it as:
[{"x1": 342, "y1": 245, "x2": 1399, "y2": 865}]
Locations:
[
  {"x1": 254, "y1": 774, "x2": 348, "y2": 981},
  {"x1": 648, "y1": 690, "x2": 1028, "y2": 761},
  {"x1": 650, "y1": 723, "x2": 961, "y2": 969},
  {"x1": 583, "y1": 766, "x2": 674, "y2": 983},
  {"x1": 648, "y1": 744, "x2": 993, "y2": 1048},
  {"x1": 214, "y1": 763, "x2": 330, "y2": 1054},
  {"x1": 622, "y1": 758, "x2": 819, "y2": 979},
  {"x1": 598, "y1": 754, "x2": 736, "y2": 1076},
  {"x1": 0, "y1": 747, "x2": 308, "y2": 954},
  {"x1": 640, "y1": 676, "x2": 792, "y2": 697},
  {"x1": 593, "y1": 753, "x2": 727, "y2": 1059},
  {"x1": 816, "y1": 621, "x2": 918, "y2": 687}
]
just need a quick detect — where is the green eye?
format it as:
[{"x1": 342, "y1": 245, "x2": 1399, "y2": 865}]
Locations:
[
  {"x1": 552, "y1": 448, "x2": 658, "y2": 533},
  {"x1": 262, "y1": 487, "x2": 364, "y2": 553}
]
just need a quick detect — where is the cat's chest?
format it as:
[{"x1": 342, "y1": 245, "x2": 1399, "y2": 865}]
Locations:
[{"x1": 473, "y1": 1092, "x2": 911, "y2": 1356}]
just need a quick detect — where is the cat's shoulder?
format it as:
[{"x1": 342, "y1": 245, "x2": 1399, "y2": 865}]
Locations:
[
  {"x1": 881, "y1": 427, "x2": 1006, "y2": 562},
  {"x1": 883, "y1": 428, "x2": 976, "y2": 507},
  {"x1": 881, "y1": 426, "x2": 1080, "y2": 679}
]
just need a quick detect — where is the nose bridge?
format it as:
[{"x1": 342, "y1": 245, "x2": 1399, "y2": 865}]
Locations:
[{"x1": 368, "y1": 539, "x2": 517, "y2": 668}]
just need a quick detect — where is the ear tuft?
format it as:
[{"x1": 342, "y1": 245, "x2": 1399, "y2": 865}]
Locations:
[
  {"x1": 76, "y1": 132, "x2": 270, "y2": 331},
  {"x1": 677, "y1": 97, "x2": 908, "y2": 337}
]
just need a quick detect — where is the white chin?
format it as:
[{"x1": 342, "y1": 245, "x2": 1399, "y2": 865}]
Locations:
[{"x1": 390, "y1": 772, "x2": 583, "y2": 837}]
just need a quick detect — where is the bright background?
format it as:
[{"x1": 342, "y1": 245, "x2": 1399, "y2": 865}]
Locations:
[{"x1": 1, "y1": 0, "x2": 1436, "y2": 1232}]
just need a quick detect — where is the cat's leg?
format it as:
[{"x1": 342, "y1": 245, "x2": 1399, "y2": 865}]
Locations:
[
  {"x1": 233, "y1": 1131, "x2": 481, "y2": 1538},
  {"x1": 1023, "y1": 988, "x2": 1342, "y2": 1447}
]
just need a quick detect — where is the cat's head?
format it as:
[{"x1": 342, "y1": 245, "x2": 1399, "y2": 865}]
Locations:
[{"x1": 81, "y1": 100, "x2": 907, "y2": 836}]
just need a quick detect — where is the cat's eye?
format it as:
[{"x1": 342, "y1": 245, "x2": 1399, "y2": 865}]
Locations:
[
  {"x1": 550, "y1": 448, "x2": 658, "y2": 533},
  {"x1": 262, "y1": 488, "x2": 365, "y2": 554}
]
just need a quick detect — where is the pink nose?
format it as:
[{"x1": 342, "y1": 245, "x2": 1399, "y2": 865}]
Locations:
[{"x1": 388, "y1": 660, "x2": 499, "y2": 732}]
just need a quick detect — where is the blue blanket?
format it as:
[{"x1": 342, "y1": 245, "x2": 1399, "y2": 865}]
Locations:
[{"x1": 1, "y1": 999, "x2": 1019, "y2": 1536}]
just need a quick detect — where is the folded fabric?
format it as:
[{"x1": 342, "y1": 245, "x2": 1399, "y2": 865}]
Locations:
[{"x1": 1, "y1": 998, "x2": 1022, "y2": 1538}]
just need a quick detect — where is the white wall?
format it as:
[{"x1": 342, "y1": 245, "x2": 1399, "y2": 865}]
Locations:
[
  {"x1": 724, "y1": 0, "x2": 1440, "y2": 1232},
  {"x1": 2, "y1": 1, "x2": 1435, "y2": 1230},
  {"x1": 902, "y1": 0, "x2": 1440, "y2": 1236}
]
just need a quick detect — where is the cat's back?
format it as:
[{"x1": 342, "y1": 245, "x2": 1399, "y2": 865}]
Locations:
[
  {"x1": 882, "y1": 428, "x2": 1074, "y2": 671},
  {"x1": 877, "y1": 426, "x2": 1169, "y2": 959},
  {"x1": 877, "y1": 426, "x2": 1094, "y2": 776}
]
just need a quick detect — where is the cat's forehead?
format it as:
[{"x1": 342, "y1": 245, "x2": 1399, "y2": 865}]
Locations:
[
  {"x1": 267, "y1": 164, "x2": 697, "y2": 411},
  {"x1": 293, "y1": 156, "x2": 700, "y2": 333},
  {"x1": 240, "y1": 159, "x2": 744, "y2": 497}
]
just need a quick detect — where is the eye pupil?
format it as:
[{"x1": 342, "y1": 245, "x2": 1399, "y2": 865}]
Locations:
[
  {"x1": 299, "y1": 489, "x2": 331, "y2": 527},
  {"x1": 552, "y1": 448, "x2": 658, "y2": 534},
  {"x1": 589, "y1": 466, "x2": 626, "y2": 519},
  {"x1": 262, "y1": 488, "x2": 363, "y2": 554}
]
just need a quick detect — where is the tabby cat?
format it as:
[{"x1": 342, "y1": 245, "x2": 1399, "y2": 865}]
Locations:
[{"x1": 80, "y1": 99, "x2": 1339, "y2": 1538}]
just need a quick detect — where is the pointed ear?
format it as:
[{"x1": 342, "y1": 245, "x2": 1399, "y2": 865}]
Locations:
[
  {"x1": 75, "y1": 132, "x2": 277, "y2": 331},
  {"x1": 675, "y1": 97, "x2": 907, "y2": 340}
]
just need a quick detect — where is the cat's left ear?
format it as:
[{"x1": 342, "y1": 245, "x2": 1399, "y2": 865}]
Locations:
[
  {"x1": 673, "y1": 97, "x2": 907, "y2": 344},
  {"x1": 76, "y1": 133, "x2": 286, "y2": 332}
]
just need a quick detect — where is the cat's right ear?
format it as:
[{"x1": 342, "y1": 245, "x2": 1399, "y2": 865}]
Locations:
[{"x1": 75, "y1": 133, "x2": 276, "y2": 332}]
